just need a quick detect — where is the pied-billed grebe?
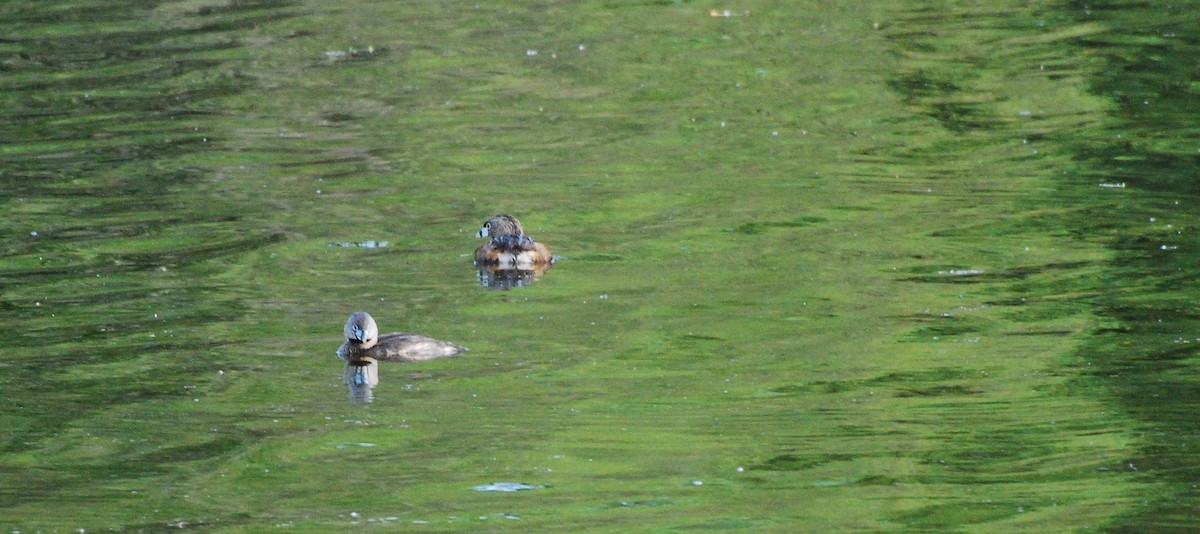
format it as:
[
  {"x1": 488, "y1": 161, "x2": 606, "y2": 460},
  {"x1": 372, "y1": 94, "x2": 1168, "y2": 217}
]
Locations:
[
  {"x1": 474, "y1": 214, "x2": 554, "y2": 268},
  {"x1": 337, "y1": 311, "x2": 467, "y2": 364}
]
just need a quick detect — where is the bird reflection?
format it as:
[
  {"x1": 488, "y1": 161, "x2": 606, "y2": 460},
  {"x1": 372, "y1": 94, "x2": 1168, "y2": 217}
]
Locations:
[
  {"x1": 475, "y1": 263, "x2": 553, "y2": 290},
  {"x1": 337, "y1": 312, "x2": 467, "y2": 402},
  {"x1": 342, "y1": 360, "x2": 379, "y2": 403}
]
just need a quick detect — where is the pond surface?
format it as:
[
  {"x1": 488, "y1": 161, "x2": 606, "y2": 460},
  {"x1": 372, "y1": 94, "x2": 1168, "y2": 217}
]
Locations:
[{"x1": 4, "y1": 0, "x2": 1200, "y2": 531}]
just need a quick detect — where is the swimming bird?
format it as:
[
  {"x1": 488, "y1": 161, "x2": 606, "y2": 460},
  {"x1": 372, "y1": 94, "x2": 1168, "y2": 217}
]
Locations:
[
  {"x1": 337, "y1": 311, "x2": 468, "y2": 364},
  {"x1": 474, "y1": 214, "x2": 554, "y2": 268}
]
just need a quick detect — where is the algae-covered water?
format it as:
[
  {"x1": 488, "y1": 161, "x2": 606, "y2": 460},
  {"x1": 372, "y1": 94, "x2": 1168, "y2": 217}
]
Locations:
[{"x1": 4, "y1": 0, "x2": 1200, "y2": 531}]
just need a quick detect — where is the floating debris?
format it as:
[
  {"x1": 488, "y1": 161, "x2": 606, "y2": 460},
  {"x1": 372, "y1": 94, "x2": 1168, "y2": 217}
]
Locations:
[
  {"x1": 332, "y1": 442, "x2": 377, "y2": 449},
  {"x1": 937, "y1": 269, "x2": 985, "y2": 277},
  {"x1": 329, "y1": 240, "x2": 390, "y2": 248},
  {"x1": 324, "y1": 46, "x2": 380, "y2": 61},
  {"x1": 1098, "y1": 182, "x2": 1126, "y2": 189},
  {"x1": 472, "y1": 482, "x2": 544, "y2": 492},
  {"x1": 710, "y1": 9, "x2": 750, "y2": 17}
]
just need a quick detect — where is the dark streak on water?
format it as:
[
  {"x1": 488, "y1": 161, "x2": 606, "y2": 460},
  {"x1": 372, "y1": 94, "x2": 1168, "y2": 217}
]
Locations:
[
  {"x1": 1065, "y1": 4, "x2": 1200, "y2": 531},
  {"x1": 888, "y1": 1, "x2": 1200, "y2": 531}
]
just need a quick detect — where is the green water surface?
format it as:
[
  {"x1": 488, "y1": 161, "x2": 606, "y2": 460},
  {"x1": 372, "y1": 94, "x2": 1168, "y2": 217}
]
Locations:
[{"x1": 3, "y1": 0, "x2": 1200, "y2": 531}]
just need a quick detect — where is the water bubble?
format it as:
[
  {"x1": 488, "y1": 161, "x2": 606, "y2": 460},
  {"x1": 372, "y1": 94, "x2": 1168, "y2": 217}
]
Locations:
[{"x1": 472, "y1": 482, "x2": 544, "y2": 492}]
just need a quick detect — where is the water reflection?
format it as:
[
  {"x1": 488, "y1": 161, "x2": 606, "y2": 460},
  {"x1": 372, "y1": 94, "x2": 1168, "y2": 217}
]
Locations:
[
  {"x1": 0, "y1": 0, "x2": 294, "y2": 502},
  {"x1": 881, "y1": 2, "x2": 1200, "y2": 530},
  {"x1": 8, "y1": 0, "x2": 1200, "y2": 531},
  {"x1": 1055, "y1": 4, "x2": 1200, "y2": 530},
  {"x1": 475, "y1": 263, "x2": 553, "y2": 290},
  {"x1": 342, "y1": 361, "x2": 378, "y2": 403}
]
